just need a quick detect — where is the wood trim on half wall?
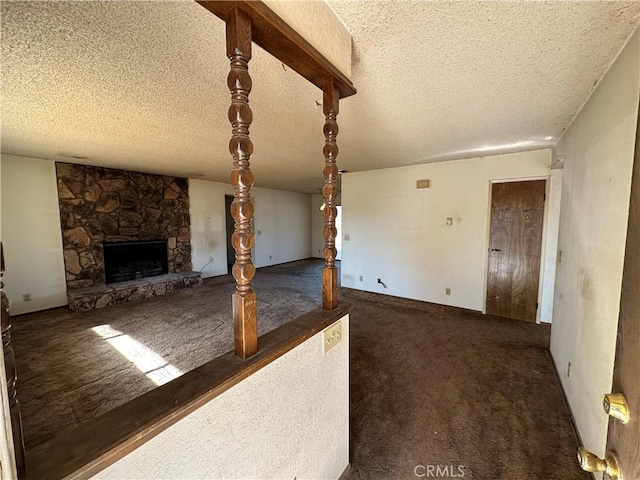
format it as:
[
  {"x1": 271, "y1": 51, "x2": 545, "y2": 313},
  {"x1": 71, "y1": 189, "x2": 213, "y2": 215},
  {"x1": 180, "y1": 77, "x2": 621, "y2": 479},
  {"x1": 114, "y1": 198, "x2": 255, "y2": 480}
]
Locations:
[{"x1": 24, "y1": 304, "x2": 352, "y2": 480}]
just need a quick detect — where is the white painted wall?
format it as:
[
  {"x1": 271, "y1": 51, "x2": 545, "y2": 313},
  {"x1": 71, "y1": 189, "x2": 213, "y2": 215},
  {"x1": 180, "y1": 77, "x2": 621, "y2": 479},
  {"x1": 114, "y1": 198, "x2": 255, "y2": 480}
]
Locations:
[
  {"x1": 95, "y1": 315, "x2": 350, "y2": 480},
  {"x1": 311, "y1": 194, "x2": 342, "y2": 260},
  {"x1": 550, "y1": 29, "x2": 640, "y2": 460},
  {"x1": 252, "y1": 186, "x2": 312, "y2": 268},
  {"x1": 0, "y1": 155, "x2": 67, "y2": 315},
  {"x1": 189, "y1": 180, "x2": 233, "y2": 277},
  {"x1": 341, "y1": 149, "x2": 553, "y2": 316},
  {"x1": 311, "y1": 193, "x2": 325, "y2": 259},
  {"x1": 190, "y1": 179, "x2": 312, "y2": 278}
]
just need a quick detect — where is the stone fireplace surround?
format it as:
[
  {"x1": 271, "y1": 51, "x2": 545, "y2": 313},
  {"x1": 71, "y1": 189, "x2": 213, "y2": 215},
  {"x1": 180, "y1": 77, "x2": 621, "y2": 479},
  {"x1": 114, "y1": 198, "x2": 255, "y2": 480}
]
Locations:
[{"x1": 55, "y1": 162, "x2": 201, "y2": 311}]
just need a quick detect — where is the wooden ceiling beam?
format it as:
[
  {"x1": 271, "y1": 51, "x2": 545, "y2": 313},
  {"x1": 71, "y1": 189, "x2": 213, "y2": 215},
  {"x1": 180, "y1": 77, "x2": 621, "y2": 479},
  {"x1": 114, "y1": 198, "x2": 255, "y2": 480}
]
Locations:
[{"x1": 197, "y1": 1, "x2": 357, "y2": 99}]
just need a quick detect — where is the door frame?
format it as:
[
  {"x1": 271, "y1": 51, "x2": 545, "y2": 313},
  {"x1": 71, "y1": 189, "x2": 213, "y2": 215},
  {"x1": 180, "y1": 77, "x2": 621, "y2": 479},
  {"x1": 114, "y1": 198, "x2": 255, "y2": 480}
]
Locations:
[{"x1": 482, "y1": 175, "x2": 553, "y2": 323}]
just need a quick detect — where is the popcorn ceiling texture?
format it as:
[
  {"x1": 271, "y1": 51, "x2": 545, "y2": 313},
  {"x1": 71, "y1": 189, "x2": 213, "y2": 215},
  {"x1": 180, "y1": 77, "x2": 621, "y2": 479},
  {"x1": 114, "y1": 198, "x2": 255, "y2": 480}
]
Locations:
[
  {"x1": 330, "y1": 1, "x2": 640, "y2": 165},
  {"x1": 1, "y1": 1, "x2": 639, "y2": 193}
]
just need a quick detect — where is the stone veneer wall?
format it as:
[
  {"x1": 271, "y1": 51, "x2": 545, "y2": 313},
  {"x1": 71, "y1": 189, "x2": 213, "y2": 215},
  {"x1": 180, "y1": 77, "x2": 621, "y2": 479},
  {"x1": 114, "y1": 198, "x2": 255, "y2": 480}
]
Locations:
[{"x1": 55, "y1": 162, "x2": 191, "y2": 290}]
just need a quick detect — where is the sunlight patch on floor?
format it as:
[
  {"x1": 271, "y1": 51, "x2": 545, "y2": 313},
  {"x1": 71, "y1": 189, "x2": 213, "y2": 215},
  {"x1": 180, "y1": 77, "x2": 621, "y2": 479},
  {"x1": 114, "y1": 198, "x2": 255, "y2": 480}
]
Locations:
[{"x1": 92, "y1": 324, "x2": 183, "y2": 386}]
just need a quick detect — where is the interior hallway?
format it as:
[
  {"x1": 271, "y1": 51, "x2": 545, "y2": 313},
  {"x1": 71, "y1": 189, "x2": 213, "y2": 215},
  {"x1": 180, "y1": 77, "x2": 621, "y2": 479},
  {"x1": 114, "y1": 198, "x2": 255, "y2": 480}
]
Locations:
[{"x1": 12, "y1": 259, "x2": 586, "y2": 478}]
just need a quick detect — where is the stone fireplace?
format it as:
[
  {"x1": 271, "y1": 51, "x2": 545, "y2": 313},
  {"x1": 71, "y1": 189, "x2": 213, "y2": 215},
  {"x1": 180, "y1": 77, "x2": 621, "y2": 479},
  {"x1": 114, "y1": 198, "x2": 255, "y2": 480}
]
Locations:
[{"x1": 55, "y1": 162, "x2": 201, "y2": 311}]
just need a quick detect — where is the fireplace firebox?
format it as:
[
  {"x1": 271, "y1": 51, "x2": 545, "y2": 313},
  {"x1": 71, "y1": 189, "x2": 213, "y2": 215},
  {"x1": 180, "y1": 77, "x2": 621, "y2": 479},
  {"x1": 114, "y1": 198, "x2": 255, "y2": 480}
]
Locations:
[{"x1": 103, "y1": 240, "x2": 168, "y2": 284}]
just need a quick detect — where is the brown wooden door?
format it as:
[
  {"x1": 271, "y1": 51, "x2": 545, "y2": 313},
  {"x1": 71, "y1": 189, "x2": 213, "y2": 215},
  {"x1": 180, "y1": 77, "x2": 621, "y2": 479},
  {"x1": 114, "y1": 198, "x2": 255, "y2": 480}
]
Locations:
[
  {"x1": 604, "y1": 102, "x2": 640, "y2": 478},
  {"x1": 486, "y1": 180, "x2": 546, "y2": 322}
]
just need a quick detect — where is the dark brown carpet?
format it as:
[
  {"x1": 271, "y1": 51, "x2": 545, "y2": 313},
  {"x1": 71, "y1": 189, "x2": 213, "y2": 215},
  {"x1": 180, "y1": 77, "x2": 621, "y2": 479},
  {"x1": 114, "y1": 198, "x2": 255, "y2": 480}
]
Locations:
[
  {"x1": 343, "y1": 289, "x2": 588, "y2": 480},
  {"x1": 12, "y1": 259, "x2": 586, "y2": 479},
  {"x1": 12, "y1": 260, "x2": 323, "y2": 450}
]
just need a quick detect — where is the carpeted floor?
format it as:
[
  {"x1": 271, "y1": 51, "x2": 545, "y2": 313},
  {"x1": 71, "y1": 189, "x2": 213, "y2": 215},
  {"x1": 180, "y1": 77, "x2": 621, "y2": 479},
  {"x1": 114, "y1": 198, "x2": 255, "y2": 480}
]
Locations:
[
  {"x1": 12, "y1": 259, "x2": 586, "y2": 479},
  {"x1": 13, "y1": 259, "x2": 323, "y2": 450},
  {"x1": 343, "y1": 289, "x2": 588, "y2": 480}
]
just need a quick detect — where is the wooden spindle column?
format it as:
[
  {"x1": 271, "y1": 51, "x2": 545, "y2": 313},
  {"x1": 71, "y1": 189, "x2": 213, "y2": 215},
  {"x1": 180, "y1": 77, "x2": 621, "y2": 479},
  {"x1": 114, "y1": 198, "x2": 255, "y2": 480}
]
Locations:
[
  {"x1": 227, "y1": 7, "x2": 258, "y2": 359},
  {"x1": 322, "y1": 81, "x2": 340, "y2": 310},
  {"x1": 0, "y1": 244, "x2": 26, "y2": 478}
]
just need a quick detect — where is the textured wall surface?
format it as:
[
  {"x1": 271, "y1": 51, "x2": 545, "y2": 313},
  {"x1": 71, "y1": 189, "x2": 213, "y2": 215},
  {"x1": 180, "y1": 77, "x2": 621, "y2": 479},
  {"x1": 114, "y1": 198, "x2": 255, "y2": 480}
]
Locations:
[
  {"x1": 0, "y1": 155, "x2": 67, "y2": 315},
  {"x1": 95, "y1": 315, "x2": 350, "y2": 480},
  {"x1": 56, "y1": 163, "x2": 191, "y2": 289},
  {"x1": 341, "y1": 150, "x2": 553, "y2": 317},
  {"x1": 550, "y1": 29, "x2": 640, "y2": 460}
]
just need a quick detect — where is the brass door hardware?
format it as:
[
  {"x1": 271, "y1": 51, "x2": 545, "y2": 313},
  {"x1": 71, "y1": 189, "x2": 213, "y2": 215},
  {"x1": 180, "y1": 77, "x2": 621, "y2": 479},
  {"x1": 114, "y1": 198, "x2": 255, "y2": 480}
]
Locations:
[
  {"x1": 577, "y1": 447, "x2": 623, "y2": 480},
  {"x1": 603, "y1": 393, "x2": 630, "y2": 424}
]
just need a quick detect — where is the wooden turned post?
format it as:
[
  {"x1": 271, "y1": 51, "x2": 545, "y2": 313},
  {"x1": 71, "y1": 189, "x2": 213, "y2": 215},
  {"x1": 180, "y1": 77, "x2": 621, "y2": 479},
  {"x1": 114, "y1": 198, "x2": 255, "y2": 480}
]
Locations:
[
  {"x1": 227, "y1": 7, "x2": 257, "y2": 359},
  {"x1": 0, "y1": 244, "x2": 26, "y2": 478},
  {"x1": 322, "y1": 81, "x2": 340, "y2": 310}
]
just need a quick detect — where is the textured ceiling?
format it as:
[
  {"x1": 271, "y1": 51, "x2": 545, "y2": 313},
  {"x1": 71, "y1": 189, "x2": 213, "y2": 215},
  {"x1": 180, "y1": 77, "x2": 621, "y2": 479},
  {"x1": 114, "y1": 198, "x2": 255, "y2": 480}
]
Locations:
[{"x1": 1, "y1": 1, "x2": 639, "y2": 193}]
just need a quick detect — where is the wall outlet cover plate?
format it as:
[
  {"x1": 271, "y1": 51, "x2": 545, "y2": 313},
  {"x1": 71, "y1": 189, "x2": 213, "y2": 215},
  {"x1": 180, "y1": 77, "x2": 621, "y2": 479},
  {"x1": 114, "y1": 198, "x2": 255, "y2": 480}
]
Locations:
[{"x1": 323, "y1": 320, "x2": 342, "y2": 354}]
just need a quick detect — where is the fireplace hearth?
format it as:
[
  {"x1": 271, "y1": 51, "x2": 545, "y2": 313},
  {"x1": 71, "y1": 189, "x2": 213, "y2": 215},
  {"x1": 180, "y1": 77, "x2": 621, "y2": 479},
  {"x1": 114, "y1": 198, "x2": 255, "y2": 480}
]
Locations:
[{"x1": 104, "y1": 240, "x2": 168, "y2": 284}]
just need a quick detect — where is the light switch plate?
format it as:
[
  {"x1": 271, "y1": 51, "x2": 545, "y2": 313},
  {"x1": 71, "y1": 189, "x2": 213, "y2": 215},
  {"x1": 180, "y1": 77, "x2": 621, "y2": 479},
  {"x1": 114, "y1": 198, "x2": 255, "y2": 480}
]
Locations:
[{"x1": 323, "y1": 320, "x2": 342, "y2": 353}]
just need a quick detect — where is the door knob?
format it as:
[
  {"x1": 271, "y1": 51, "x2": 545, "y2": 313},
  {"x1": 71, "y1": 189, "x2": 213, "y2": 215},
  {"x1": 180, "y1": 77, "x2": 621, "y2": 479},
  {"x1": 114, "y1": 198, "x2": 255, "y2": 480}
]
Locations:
[
  {"x1": 577, "y1": 448, "x2": 623, "y2": 480},
  {"x1": 603, "y1": 393, "x2": 630, "y2": 424}
]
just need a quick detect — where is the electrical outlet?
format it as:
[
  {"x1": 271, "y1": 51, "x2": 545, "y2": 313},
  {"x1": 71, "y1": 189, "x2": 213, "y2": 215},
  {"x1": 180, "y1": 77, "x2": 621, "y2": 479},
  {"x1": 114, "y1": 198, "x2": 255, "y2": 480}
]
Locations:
[
  {"x1": 445, "y1": 288, "x2": 451, "y2": 295},
  {"x1": 558, "y1": 250, "x2": 563, "y2": 263},
  {"x1": 446, "y1": 217, "x2": 453, "y2": 226},
  {"x1": 22, "y1": 293, "x2": 32, "y2": 302},
  {"x1": 269, "y1": 255, "x2": 272, "y2": 260},
  {"x1": 323, "y1": 320, "x2": 342, "y2": 353},
  {"x1": 344, "y1": 234, "x2": 350, "y2": 241},
  {"x1": 359, "y1": 275, "x2": 363, "y2": 282},
  {"x1": 208, "y1": 256, "x2": 214, "y2": 262}
]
